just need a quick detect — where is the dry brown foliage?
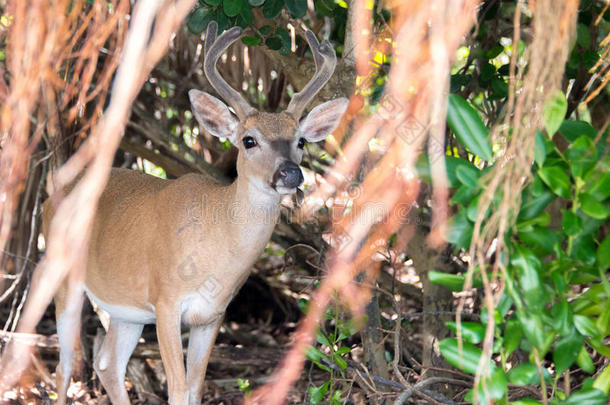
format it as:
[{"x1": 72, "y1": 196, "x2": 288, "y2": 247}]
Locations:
[
  {"x1": 247, "y1": 1, "x2": 482, "y2": 403},
  {"x1": 0, "y1": 0, "x2": 196, "y2": 391}
]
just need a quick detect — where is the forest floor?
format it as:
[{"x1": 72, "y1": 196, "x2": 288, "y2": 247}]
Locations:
[{"x1": 0, "y1": 242, "x2": 460, "y2": 405}]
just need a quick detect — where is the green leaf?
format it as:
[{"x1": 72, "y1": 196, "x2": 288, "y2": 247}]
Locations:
[
  {"x1": 586, "y1": 171, "x2": 610, "y2": 201},
  {"x1": 517, "y1": 311, "x2": 545, "y2": 349},
  {"x1": 306, "y1": 345, "x2": 329, "y2": 363},
  {"x1": 553, "y1": 331, "x2": 583, "y2": 375},
  {"x1": 223, "y1": 0, "x2": 242, "y2": 16},
  {"x1": 455, "y1": 164, "x2": 481, "y2": 189},
  {"x1": 567, "y1": 136, "x2": 598, "y2": 180},
  {"x1": 445, "y1": 322, "x2": 486, "y2": 344},
  {"x1": 593, "y1": 364, "x2": 610, "y2": 394},
  {"x1": 577, "y1": 346, "x2": 595, "y2": 373},
  {"x1": 508, "y1": 363, "x2": 539, "y2": 386},
  {"x1": 446, "y1": 156, "x2": 480, "y2": 188},
  {"x1": 241, "y1": 35, "x2": 261, "y2": 46},
  {"x1": 308, "y1": 381, "x2": 330, "y2": 404},
  {"x1": 248, "y1": 0, "x2": 265, "y2": 5},
  {"x1": 490, "y1": 76, "x2": 508, "y2": 99},
  {"x1": 504, "y1": 319, "x2": 523, "y2": 355},
  {"x1": 485, "y1": 44, "x2": 503, "y2": 59},
  {"x1": 187, "y1": 6, "x2": 211, "y2": 35},
  {"x1": 479, "y1": 63, "x2": 496, "y2": 82},
  {"x1": 486, "y1": 367, "x2": 508, "y2": 400},
  {"x1": 538, "y1": 166, "x2": 571, "y2": 199},
  {"x1": 451, "y1": 185, "x2": 478, "y2": 205},
  {"x1": 285, "y1": 0, "x2": 306, "y2": 17},
  {"x1": 259, "y1": 25, "x2": 272, "y2": 35},
  {"x1": 511, "y1": 400, "x2": 541, "y2": 405},
  {"x1": 335, "y1": 346, "x2": 351, "y2": 355},
  {"x1": 519, "y1": 190, "x2": 554, "y2": 220},
  {"x1": 579, "y1": 193, "x2": 610, "y2": 219},
  {"x1": 239, "y1": 1, "x2": 254, "y2": 25},
  {"x1": 511, "y1": 245, "x2": 544, "y2": 311},
  {"x1": 577, "y1": 23, "x2": 591, "y2": 49},
  {"x1": 447, "y1": 94, "x2": 493, "y2": 161},
  {"x1": 542, "y1": 90, "x2": 567, "y2": 137},
  {"x1": 467, "y1": 367, "x2": 507, "y2": 403},
  {"x1": 551, "y1": 299, "x2": 573, "y2": 336},
  {"x1": 263, "y1": 0, "x2": 284, "y2": 18},
  {"x1": 597, "y1": 235, "x2": 610, "y2": 269},
  {"x1": 446, "y1": 210, "x2": 473, "y2": 249},
  {"x1": 559, "y1": 388, "x2": 608, "y2": 405},
  {"x1": 332, "y1": 353, "x2": 347, "y2": 370},
  {"x1": 583, "y1": 50, "x2": 599, "y2": 69},
  {"x1": 572, "y1": 234, "x2": 598, "y2": 265},
  {"x1": 439, "y1": 338, "x2": 484, "y2": 375},
  {"x1": 203, "y1": 0, "x2": 221, "y2": 5},
  {"x1": 316, "y1": 330, "x2": 331, "y2": 347},
  {"x1": 214, "y1": 9, "x2": 231, "y2": 32},
  {"x1": 562, "y1": 210, "x2": 583, "y2": 236},
  {"x1": 534, "y1": 130, "x2": 546, "y2": 167},
  {"x1": 330, "y1": 390, "x2": 342, "y2": 405},
  {"x1": 428, "y1": 271, "x2": 466, "y2": 292},
  {"x1": 337, "y1": 319, "x2": 359, "y2": 340},
  {"x1": 265, "y1": 36, "x2": 282, "y2": 50},
  {"x1": 518, "y1": 226, "x2": 558, "y2": 255},
  {"x1": 276, "y1": 26, "x2": 291, "y2": 56},
  {"x1": 559, "y1": 120, "x2": 597, "y2": 142}
]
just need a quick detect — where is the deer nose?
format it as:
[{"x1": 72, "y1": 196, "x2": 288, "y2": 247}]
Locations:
[{"x1": 275, "y1": 162, "x2": 304, "y2": 189}]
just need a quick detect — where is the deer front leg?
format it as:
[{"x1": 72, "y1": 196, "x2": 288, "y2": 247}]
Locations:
[
  {"x1": 156, "y1": 304, "x2": 188, "y2": 405},
  {"x1": 186, "y1": 319, "x2": 222, "y2": 405}
]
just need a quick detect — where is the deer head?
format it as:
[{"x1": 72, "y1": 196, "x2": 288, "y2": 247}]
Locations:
[{"x1": 189, "y1": 22, "x2": 348, "y2": 197}]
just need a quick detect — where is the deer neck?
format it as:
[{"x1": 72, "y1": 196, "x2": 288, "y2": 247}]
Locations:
[{"x1": 225, "y1": 173, "x2": 281, "y2": 244}]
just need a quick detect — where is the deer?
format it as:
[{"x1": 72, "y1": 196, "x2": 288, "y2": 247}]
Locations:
[{"x1": 44, "y1": 21, "x2": 348, "y2": 405}]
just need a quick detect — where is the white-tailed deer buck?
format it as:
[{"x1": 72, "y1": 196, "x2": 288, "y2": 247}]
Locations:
[{"x1": 45, "y1": 21, "x2": 348, "y2": 405}]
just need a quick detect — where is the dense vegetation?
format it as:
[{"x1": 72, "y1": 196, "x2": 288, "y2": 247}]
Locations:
[{"x1": 0, "y1": 0, "x2": 608, "y2": 404}]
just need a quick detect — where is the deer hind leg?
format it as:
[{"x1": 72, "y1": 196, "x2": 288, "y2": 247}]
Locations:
[
  {"x1": 93, "y1": 319, "x2": 143, "y2": 405},
  {"x1": 55, "y1": 281, "x2": 85, "y2": 405}
]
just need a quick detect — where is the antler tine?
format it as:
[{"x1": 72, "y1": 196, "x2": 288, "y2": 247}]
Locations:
[
  {"x1": 204, "y1": 21, "x2": 255, "y2": 120},
  {"x1": 286, "y1": 30, "x2": 338, "y2": 119}
]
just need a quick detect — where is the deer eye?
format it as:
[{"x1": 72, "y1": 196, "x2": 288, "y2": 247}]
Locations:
[
  {"x1": 297, "y1": 138, "x2": 306, "y2": 149},
  {"x1": 243, "y1": 136, "x2": 258, "y2": 149}
]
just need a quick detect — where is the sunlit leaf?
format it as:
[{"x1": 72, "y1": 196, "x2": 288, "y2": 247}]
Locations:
[
  {"x1": 508, "y1": 363, "x2": 539, "y2": 386},
  {"x1": 445, "y1": 321, "x2": 486, "y2": 344},
  {"x1": 577, "y1": 346, "x2": 595, "y2": 374},
  {"x1": 439, "y1": 338, "x2": 485, "y2": 375},
  {"x1": 542, "y1": 90, "x2": 567, "y2": 137},
  {"x1": 447, "y1": 94, "x2": 493, "y2": 161},
  {"x1": 538, "y1": 166, "x2": 571, "y2": 199},
  {"x1": 579, "y1": 193, "x2": 610, "y2": 220}
]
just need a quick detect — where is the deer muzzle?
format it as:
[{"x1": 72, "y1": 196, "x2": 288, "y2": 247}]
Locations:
[{"x1": 273, "y1": 161, "x2": 304, "y2": 191}]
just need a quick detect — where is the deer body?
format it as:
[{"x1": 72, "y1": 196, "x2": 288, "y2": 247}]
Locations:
[
  {"x1": 83, "y1": 169, "x2": 276, "y2": 320},
  {"x1": 49, "y1": 22, "x2": 348, "y2": 405}
]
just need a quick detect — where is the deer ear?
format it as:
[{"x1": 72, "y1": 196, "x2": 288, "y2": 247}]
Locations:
[
  {"x1": 189, "y1": 89, "x2": 239, "y2": 144},
  {"x1": 298, "y1": 98, "x2": 349, "y2": 142}
]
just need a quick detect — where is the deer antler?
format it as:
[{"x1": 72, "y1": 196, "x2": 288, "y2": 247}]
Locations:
[
  {"x1": 204, "y1": 21, "x2": 255, "y2": 120},
  {"x1": 286, "y1": 30, "x2": 338, "y2": 120}
]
